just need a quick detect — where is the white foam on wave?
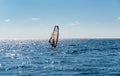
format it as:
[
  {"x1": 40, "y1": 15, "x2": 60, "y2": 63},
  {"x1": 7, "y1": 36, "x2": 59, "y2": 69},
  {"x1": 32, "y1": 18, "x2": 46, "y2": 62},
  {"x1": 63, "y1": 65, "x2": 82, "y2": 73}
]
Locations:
[
  {"x1": 0, "y1": 63, "x2": 2, "y2": 67},
  {"x1": 5, "y1": 53, "x2": 16, "y2": 58}
]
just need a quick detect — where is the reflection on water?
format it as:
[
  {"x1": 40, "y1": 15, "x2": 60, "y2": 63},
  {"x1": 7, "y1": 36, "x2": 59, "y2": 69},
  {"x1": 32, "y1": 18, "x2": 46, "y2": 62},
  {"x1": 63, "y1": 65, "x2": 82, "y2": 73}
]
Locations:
[{"x1": 0, "y1": 39, "x2": 120, "y2": 76}]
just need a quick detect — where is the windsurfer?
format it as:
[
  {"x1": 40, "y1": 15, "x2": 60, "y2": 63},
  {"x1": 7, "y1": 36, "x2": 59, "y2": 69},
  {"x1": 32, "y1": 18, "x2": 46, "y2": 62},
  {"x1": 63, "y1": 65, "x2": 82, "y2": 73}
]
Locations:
[
  {"x1": 49, "y1": 25, "x2": 59, "y2": 48},
  {"x1": 49, "y1": 32, "x2": 56, "y2": 48},
  {"x1": 52, "y1": 40, "x2": 56, "y2": 48}
]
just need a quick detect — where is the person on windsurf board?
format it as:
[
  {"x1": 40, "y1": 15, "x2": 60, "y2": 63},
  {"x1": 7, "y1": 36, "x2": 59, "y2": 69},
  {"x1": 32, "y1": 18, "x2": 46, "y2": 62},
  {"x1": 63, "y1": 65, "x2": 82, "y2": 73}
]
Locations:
[{"x1": 49, "y1": 25, "x2": 59, "y2": 48}]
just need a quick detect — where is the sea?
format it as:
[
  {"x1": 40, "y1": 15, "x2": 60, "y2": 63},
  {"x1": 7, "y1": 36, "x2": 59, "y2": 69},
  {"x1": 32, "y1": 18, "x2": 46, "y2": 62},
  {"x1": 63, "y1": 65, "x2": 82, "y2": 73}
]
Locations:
[{"x1": 0, "y1": 39, "x2": 120, "y2": 76}]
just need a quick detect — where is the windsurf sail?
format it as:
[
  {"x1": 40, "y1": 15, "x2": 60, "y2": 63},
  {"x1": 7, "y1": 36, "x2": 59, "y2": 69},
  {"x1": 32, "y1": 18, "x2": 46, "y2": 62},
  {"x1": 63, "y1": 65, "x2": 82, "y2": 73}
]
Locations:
[{"x1": 49, "y1": 25, "x2": 59, "y2": 48}]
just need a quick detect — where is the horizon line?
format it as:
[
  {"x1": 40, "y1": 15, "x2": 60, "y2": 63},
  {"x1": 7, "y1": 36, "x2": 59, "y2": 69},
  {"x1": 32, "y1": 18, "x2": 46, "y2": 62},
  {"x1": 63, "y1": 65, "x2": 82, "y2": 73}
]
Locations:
[{"x1": 0, "y1": 37, "x2": 120, "y2": 40}]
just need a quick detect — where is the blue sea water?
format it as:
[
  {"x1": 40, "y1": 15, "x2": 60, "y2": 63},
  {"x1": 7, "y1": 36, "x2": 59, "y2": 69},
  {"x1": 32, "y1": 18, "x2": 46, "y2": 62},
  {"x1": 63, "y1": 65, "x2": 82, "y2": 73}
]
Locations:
[{"x1": 0, "y1": 39, "x2": 120, "y2": 76}]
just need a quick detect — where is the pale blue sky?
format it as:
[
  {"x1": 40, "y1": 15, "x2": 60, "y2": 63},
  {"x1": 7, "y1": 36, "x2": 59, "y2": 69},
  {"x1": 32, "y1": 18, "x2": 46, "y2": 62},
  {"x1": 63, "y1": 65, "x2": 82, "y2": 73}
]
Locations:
[{"x1": 0, "y1": 0, "x2": 120, "y2": 39}]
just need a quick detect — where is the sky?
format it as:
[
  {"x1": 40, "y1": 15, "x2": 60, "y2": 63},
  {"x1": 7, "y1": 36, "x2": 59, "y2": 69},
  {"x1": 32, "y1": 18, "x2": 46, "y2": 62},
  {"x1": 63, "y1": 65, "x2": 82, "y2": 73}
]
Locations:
[{"x1": 0, "y1": 0, "x2": 120, "y2": 39}]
